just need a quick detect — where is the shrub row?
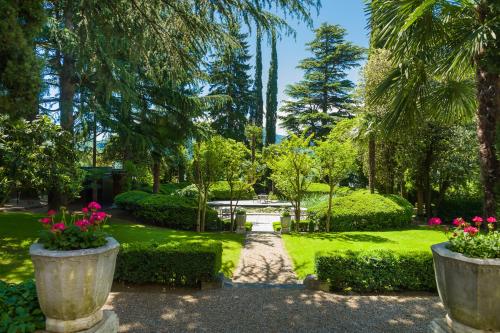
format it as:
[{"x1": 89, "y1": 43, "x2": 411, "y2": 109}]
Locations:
[
  {"x1": 309, "y1": 190, "x2": 414, "y2": 231},
  {"x1": 114, "y1": 241, "x2": 222, "y2": 286},
  {"x1": 114, "y1": 191, "x2": 220, "y2": 231},
  {"x1": 316, "y1": 250, "x2": 435, "y2": 292},
  {"x1": 177, "y1": 181, "x2": 256, "y2": 201},
  {"x1": 0, "y1": 280, "x2": 45, "y2": 333}
]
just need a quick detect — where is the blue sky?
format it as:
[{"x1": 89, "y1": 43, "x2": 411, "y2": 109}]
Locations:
[{"x1": 252, "y1": 0, "x2": 370, "y2": 133}]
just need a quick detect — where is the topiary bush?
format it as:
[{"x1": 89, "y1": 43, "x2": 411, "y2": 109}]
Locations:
[
  {"x1": 0, "y1": 280, "x2": 45, "y2": 333},
  {"x1": 315, "y1": 250, "x2": 435, "y2": 292},
  {"x1": 309, "y1": 190, "x2": 414, "y2": 231},
  {"x1": 114, "y1": 241, "x2": 222, "y2": 286},
  {"x1": 114, "y1": 191, "x2": 220, "y2": 231},
  {"x1": 176, "y1": 181, "x2": 256, "y2": 201}
]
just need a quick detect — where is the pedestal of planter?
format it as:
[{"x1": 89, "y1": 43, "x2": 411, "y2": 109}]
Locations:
[
  {"x1": 39, "y1": 310, "x2": 118, "y2": 333},
  {"x1": 429, "y1": 315, "x2": 500, "y2": 333},
  {"x1": 235, "y1": 214, "x2": 246, "y2": 233},
  {"x1": 280, "y1": 216, "x2": 291, "y2": 233}
]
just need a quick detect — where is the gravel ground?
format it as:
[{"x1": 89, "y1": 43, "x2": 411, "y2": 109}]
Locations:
[
  {"x1": 104, "y1": 289, "x2": 444, "y2": 333},
  {"x1": 232, "y1": 232, "x2": 297, "y2": 284}
]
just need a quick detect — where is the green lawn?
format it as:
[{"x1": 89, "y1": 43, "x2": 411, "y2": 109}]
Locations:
[
  {"x1": 282, "y1": 227, "x2": 448, "y2": 279},
  {"x1": 0, "y1": 212, "x2": 244, "y2": 283}
]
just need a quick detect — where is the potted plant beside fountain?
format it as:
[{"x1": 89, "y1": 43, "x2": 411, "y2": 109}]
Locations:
[
  {"x1": 30, "y1": 202, "x2": 119, "y2": 333},
  {"x1": 235, "y1": 208, "x2": 247, "y2": 233},
  {"x1": 280, "y1": 208, "x2": 291, "y2": 233},
  {"x1": 429, "y1": 216, "x2": 499, "y2": 333}
]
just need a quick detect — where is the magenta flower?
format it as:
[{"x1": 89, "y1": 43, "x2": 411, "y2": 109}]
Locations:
[
  {"x1": 463, "y1": 226, "x2": 479, "y2": 236},
  {"x1": 47, "y1": 209, "x2": 57, "y2": 216},
  {"x1": 428, "y1": 217, "x2": 442, "y2": 226},
  {"x1": 472, "y1": 216, "x2": 483, "y2": 224},
  {"x1": 88, "y1": 201, "x2": 102, "y2": 210},
  {"x1": 51, "y1": 223, "x2": 66, "y2": 232},
  {"x1": 75, "y1": 219, "x2": 90, "y2": 230},
  {"x1": 82, "y1": 207, "x2": 89, "y2": 213},
  {"x1": 39, "y1": 217, "x2": 51, "y2": 224},
  {"x1": 453, "y1": 217, "x2": 465, "y2": 226},
  {"x1": 487, "y1": 216, "x2": 497, "y2": 223}
]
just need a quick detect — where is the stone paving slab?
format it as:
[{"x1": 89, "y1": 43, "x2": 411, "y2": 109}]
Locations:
[
  {"x1": 232, "y1": 232, "x2": 297, "y2": 284},
  {"x1": 104, "y1": 289, "x2": 445, "y2": 333}
]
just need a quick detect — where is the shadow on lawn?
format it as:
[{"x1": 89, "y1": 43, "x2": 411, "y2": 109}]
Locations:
[
  {"x1": 105, "y1": 289, "x2": 444, "y2": 332},
  {"x1": 287, "y1": 232, "x2": 396, "y2": 244}
]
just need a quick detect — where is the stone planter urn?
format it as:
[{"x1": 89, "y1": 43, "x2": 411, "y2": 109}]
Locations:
[
  {"x1": 280, "y1": 216, "x2": 291, "y2": 233},
  {"x1": 235, "y1": 212, "x2": 247, "y2": 233},
  {"x1": 30, "y1": 237, "x2": 120, "y2": 333},
  {"x1": 430, "y1": 242, "x2": 500, "y2": 333}
]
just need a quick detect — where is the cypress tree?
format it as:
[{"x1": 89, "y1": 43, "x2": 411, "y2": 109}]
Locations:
[
  {"x1": 265, "y1": 30, "x2": 278, "y2": 146},
  {"x1": 281, "y1": 23, "x2": 364, "y2": 139},
  {"x1": 253, "y1": 24, "x2": 264, "y2": 129}
]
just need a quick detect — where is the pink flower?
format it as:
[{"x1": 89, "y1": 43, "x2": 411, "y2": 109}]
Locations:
[
  {"x1": 47, "y1": 210, "x2": 57, "y2": 216},
  {"x1": 51, "y1": 223, "x2": 66, "y2": 232},
  {"x1": 87, "y1": 202, "x2": 101, "y2": 210},
  {"x1": 39, "y1": 217, "x2": 51, "y2": 224},
  {"x1": 428, "y1": 217, "x2": 442, "y2": 226},
  {"x1": 472, "y1": 216, "x2": 483, "y2": 224},
  {"x1": 82, "y1": 207, "x2": 89, "y2": 213},
  {"x1": 75, "y1": 219, "x2": 90, "y2": 230},
  {"x1": 487, "y1": 216, "x2": 497, "y2": 223},
  {"x1": 463, "y1": 226, "x2": 479, "y2": 236},
  {"x1": 453, "y1": 217, "x2": 465, "y2": 226}
]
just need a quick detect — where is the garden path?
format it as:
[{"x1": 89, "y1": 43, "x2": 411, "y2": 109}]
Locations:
[
  {"x1": 231, "y1": 232, "x2": 297, "y2": 284},
  {"x1": 245, "y1": 213, "x2": 277, "y2": 232}
]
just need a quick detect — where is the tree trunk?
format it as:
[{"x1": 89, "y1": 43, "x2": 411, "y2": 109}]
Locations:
[
  {"x1": 295, "y1": 201, "x2": 301, "y2": 226},
  {"x1": 60, "y1": 4, "x2": 76, "y2": 134},
  {"x1": 475, "y1": 67, "x2": 499, "y2": 216},
  {"x1": 326, "y1": 184, "x2": 334, "y2": 232},
  {"x1": 152, "y1": 158, "x2": 161, "y2": 194},
  {"x1": 416, "y1": 185, "x2": 424, "y2": 222},
  {"x1": 92, "y1": 112, "x2": 98, "y2": 202},
  {"x1": 368, "y1": 134, "x2": 376, "y2": 194},
  {"x1": 229, "y1": 185, "x2": 234, "y2": 231},
  {"x1": 196, "y1": 191, "x2": 202, "y2": 232},
  {"x1": 202, "y1": 188, "x2": 209, "y2": 232}
]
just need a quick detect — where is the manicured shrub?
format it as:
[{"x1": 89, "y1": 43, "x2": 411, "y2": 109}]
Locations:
[
  {"x1": 245, "y1": 222, "x2": 253, "y2": 231},
  {"x1": 315, "y1": 250, "x2": 435, "y2": 292},
  {"x1": 309, "y1": 190, "x2": 414, "y2": 231},
  {"x1": 136, "y1": 182, "x2": 191, "y2": 195},
  {"x1": 305, "y1": 184, "x2": 351, "y2": 195},
  {"x1": 291, "y1": 219, "x2": 316, "y2": 232},
  {"x1": 437, "y1": 196, "x2": 483, "y2": 223},
  {"x1": 114, "y1": 191, "x2": 220, "y2": 231},
  {"x1": 177, "y1": 181, "x2": 256, "y2": 201},
  {"x1": 0, "y1": 280, "x2": 45, "y2": 332},
  {"x1": 273, "y1": 221, "x2": 282, "y2": 232},
  {"x1": 114, "y1": 241, "x2": 222, "y2": 286}
]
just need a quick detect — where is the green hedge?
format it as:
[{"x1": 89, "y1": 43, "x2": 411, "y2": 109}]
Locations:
[
  {"x1": 178, "y1": 181, "x2": 256, "y2": 201},
  {"x1": 114, "y1": 191, "x2": 220, "y2": 231},
  {"x1": 437, "y1": 196, "x2": 483, "y2": 222},
  {"x1": 315, "y1": 250, "x2": 435, "y2": 292},
  {"x1": 114, "y1": 241, "x2": 222, "y2": 287},
  {"x1": 309, "y1": 190, "x2": 414, "y2": 231},
  {"x1": 0, "y1": 280, "x2": 45, "y2": 332}
]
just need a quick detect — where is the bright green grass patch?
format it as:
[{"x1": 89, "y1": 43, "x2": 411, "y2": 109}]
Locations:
[
  {"x1": 282, "y1": 227, "x2": 448, "y2": 279},
  {"x1": 0, "y1": 212, "x2": 244, "y2": 283}
]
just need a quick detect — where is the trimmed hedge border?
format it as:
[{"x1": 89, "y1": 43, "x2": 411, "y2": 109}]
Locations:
[
  {"x1": 114, "y1": 241, "x2": 222, "y2": 287},
  {"x1": 309, "y1": 190, "x2": 414, "y2": 231},
  {"x1": 114, "y1": 191, "x2": 220, "y2": 231},
  {"x1": 315, "y1": 250, "x2": 435, "y2": 292}
]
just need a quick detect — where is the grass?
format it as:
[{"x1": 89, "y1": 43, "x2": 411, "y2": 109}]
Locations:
[
  {"x1": 282, "y1": 227, "x2": 448, "y2": 279},
  {"x1": 0, "y1": 212, "x2": 244, "y2": 283}
]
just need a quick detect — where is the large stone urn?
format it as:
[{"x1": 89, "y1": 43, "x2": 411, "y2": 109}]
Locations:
[
  {"x1": 280, "y1": 215, "x2": 291, "y2": 233},
  {"x1": 30, "y1": 237, "x2": 120, "y2": 333},
  {"x1": 430, "y1": 242, "x2": 500, "y2": 333},
  {"x1": 235, "y1": 211, "x2": 247, "y2": 234}
]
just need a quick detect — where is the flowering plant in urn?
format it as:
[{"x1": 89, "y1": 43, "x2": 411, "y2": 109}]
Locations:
[{"x1": 38, "y1": 202, "x2": 111, "y2": 250}]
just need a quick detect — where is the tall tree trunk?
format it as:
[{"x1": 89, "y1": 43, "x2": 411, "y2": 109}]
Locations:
[
  {"x1": 60, "y1": 4, "x2": 76, "y2": 134},
  {"x1": 326, "y1": 183, "x2": 334, "y2": 232},
  {"x1": 416, "y1": 185, "x2": 424, "y2": 222},
  {"x1": 475, "y1": 67, "x2": 499, "y2": 216},
  {"x1": 196, "y1": 191, "x2": 202, "y2": 232},
  {"x1": 152, "y1": 158, "x2": 161, "y2": 194},
  {"x1": 368, "y1": 134, "x2": 376, "y2": 194},
  {"x1": 92, "y1": 112, "x2": 98, "y2": 202}
]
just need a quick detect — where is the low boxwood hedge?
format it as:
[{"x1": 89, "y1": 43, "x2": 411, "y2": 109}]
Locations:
[
  {"x1": 0, "y1": 280, "x2": 45, "y2": 332},
  {"x1": 309, "y1": 190, "x2": 414, "y2": 231},
  {"x1": 315, "y1": 250, "x2": 435, "y2": 292},
  {"x1": 114, "y1": 191, "x2": 220, "y2": 231},
  {"x1": 114, "y1": 241, "x2": 222, "y2": 287},
  {"x1": 177, "y1": 181, "x2": 256, "y2": 201}
]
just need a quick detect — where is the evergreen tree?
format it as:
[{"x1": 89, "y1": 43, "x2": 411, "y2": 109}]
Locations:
[
  {"x1": 281, "y1": 23, "x2": 364, "y2": 139},
  {"x1": 253, "y1": 24, "x2": 264, "y2": 129},
  {"x1": 0, "y1": 0, "x2": 45, "y2": 119},
  {"x1": 207, "y1": 24, "x2": 253, "y2": 141},
  {"x1": 265, "y1": 30, "x2": 278, "y2": 146}
]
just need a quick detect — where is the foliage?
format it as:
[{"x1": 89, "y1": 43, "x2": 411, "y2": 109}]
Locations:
[
  {"x1": 37, "y1": 203, "x2": 110, "y2": 250},
  {"x1": 122, "y1": 161, "x2": 154, "y2": 191},
  {"x1": 114, "y1": 241, "x2": 222, "y2": 287},
  {"x1": 250, "y1": 23, "x2": 264, "y2": 129},
  {"x1": 180, "y1": 180, "x2": 256, "y2": 202},
  {"x1": 265, "y1": 29, "x2": 278, "y2": 145},
  {"x1": 308, "y1": 190, "x2": 414, "y2": 231},
  {"x1": 0, "y1": 116, "x2": 83, "y2": 205},
  {"x1": 0, "y1": 280, "x2": 45, "y2": 333},
  {"x1": 114, "y1": 191, "x2": 220, "y2": 231},
  {"x1": 291, "y1": 219, "x2": 315, "y2": 232},
  {"x1": 437, "y1": 196, "x2": 483, "y2": 223},
  {"x1": 448, "y1": 231, "x2": 499, "y2": 259},
  {"x1": 273, "y1": 222, "x2": 282, "y2": 232},
  {"x1": 245, "y1": 222, "x2": 253, "y2": 232},
  {"x1": 266, "y1": 133, "x2": 317, "y2": 224},
  {"x1": 281, "y1": 23, "x2": 365, "y2": 139},
  {"x1": 207, "y1": 23, "x2": 253, "y2": 141},
  {"x1": 315, "y1": 250, "x2": 435, "y2": 292}
]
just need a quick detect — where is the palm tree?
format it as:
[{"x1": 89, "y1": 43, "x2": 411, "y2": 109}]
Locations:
[{"x1": 368, "y1": 0, "x2": 499, "y2": 216}]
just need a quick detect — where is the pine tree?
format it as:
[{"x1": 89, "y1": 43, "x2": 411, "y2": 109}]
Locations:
[
  {"x1": 265, "y1": 30, "x2": 278, "y2": 146},
  {"x1": 281, "y1": 23, "x2": 364, "y2": 139},
  {"x1": 253, "y1": 24, "x2": 264, "y2": 129},
  {"x1": 207, "y1": 24, "x2": 253, "y2": 141}
]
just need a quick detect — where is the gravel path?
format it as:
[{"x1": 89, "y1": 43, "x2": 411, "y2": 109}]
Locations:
[
  {"x1": 232, "y1": 232, "x2": 297, "y2": 284},
  {"x1": 104, "y1": 289, "x2": 444, "y2": 332}
]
